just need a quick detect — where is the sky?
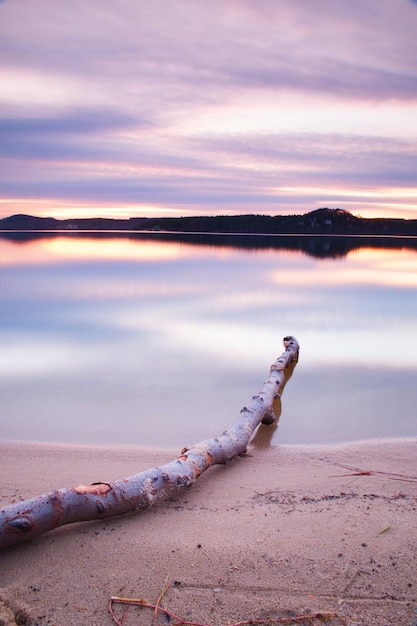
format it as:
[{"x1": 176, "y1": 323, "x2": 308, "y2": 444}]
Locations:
[{"x1": 1, "y1": 0, "x2": 417, "y2": 221}]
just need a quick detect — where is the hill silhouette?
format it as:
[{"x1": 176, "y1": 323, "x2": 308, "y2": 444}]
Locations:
[{"x1": 1, "y1": 208, "x2": 417, "y2": 236}]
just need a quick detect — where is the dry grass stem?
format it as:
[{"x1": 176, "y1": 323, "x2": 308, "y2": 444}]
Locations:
[
  {"x1": 332, "y1": 464, "x2": 417, "y2": 483},
  {"x1": 109, "y1": 594, "x2": 337, "y2": 625}
]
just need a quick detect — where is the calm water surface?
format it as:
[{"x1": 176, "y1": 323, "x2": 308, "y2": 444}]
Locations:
[{"x1": 1, "y1": 232, "x2": 416, "y2": 448}]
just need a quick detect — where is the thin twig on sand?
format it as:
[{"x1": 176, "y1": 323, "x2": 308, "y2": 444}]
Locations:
[
  {"x1": 331, "y1": 464, "x2": 417, "y2": 483},
  {"x1": 109, "y1": 593, "x2": 337, "y2": 625}
]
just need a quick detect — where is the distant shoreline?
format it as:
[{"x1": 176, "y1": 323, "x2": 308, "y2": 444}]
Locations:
[
  {"x1": 2, "y1": 225, "x2": 417, "y2": 259},
  {"x1": 1, "y1": 207, "x2": 417, "y2": 236},
  {"x1": 1, "y1": 228, "x2": 417, "y2": 239}
]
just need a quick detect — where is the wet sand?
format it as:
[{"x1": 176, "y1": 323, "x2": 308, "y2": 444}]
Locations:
[{"x1": 0, "y1": 438, "x2": 416, "y2": 625}]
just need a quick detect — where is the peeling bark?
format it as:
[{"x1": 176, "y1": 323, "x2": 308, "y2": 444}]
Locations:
[{"x1": 0, "y1": 336, "x2": 299, "y2": 550}]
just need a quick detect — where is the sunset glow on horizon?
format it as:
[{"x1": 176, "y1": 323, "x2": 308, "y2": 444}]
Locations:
[{"x1": 1, "y1": 0, "x2": 417, "y2": 221}]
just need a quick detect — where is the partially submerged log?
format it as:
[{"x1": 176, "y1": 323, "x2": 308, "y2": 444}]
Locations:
[{"x1": 0, "y1": 336, "x2": 299, "y2": 550}]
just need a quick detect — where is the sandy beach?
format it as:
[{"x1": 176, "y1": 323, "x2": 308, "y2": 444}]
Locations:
[{"x1": 0, "y1": 438, "x2": 416, "y2": 626}]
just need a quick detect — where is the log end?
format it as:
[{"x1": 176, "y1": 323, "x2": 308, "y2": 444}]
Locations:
[{"x1": 283, "y1": 335, "x2": 299, "y2": 350}]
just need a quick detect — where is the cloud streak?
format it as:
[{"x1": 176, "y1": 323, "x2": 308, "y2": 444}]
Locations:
[{"x1": 1, "y1": 0, "x2": 417, "y2": 219}]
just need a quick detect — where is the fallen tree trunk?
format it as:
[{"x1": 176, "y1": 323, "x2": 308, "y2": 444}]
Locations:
[{"x1": 0, "y1": 336, "x2": 299, "y2": 550}]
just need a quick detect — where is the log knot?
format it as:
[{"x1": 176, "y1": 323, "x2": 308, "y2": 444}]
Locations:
[
  {"x1": 96, "y1": 500, "x2": 105, "y2": 514},
  {"x1": 5, "y1": 515, "x2": 34, "y2": 534},
  {"x1": 175, "y1": 475, "x2": 192, "y2": 488}
]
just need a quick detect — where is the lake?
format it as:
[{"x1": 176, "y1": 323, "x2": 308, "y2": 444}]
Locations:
[{"x1": 1, "y1": 231, "x2": 416, "y2": 449}]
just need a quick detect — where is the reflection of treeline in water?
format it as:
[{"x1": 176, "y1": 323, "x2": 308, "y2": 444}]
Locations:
[
  {"x1": 140, "y1": 233, "x2": 417, "y2": 259},
  {"x1": 2, "y1": 207, "x2": 417, "y2": 237},
  {"x1": 2, "y1": 230, "x2": 417, "y2": 260}
]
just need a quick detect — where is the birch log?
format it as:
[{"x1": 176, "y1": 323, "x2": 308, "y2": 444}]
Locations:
[{"x1": 0, "y1": 336, "x2": 299, "y2": 550}]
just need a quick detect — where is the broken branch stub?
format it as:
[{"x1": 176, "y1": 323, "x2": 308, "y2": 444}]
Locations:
[{"x1": 0, "y1": 336, "x2": 299, "y2": 550}]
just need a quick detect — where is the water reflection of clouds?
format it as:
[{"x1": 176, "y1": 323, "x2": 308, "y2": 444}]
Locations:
[
  {"x1": 0, "y1": 336, "x2": 106, "y2": 378},
  {"x1": 7, "y1": 278, "x2": 193, "y2": 302},
  {"x1": 276, "y1": 365, "x2": 417, "y2": 446},
  {"x1": 2, "y1": 236, "x2": 417, "y2": 446},
  {"x1": 45, "y1": 237, "x2": 200, "y2": 262},
  {"x1": 0, "y1": 236, "x2": 203, "y2": 266},
  {"x1": 269, "y1": 249, "x2": 417, "y2": 289}
]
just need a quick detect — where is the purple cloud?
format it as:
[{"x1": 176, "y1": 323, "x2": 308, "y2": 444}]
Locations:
[{"x1": 1, "y1": 0, "x2": 416, "y2": 218}]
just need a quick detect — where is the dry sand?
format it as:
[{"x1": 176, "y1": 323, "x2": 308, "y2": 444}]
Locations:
[{"x1": 0, "y1": 437, "x2": 416, "y2": 626}]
